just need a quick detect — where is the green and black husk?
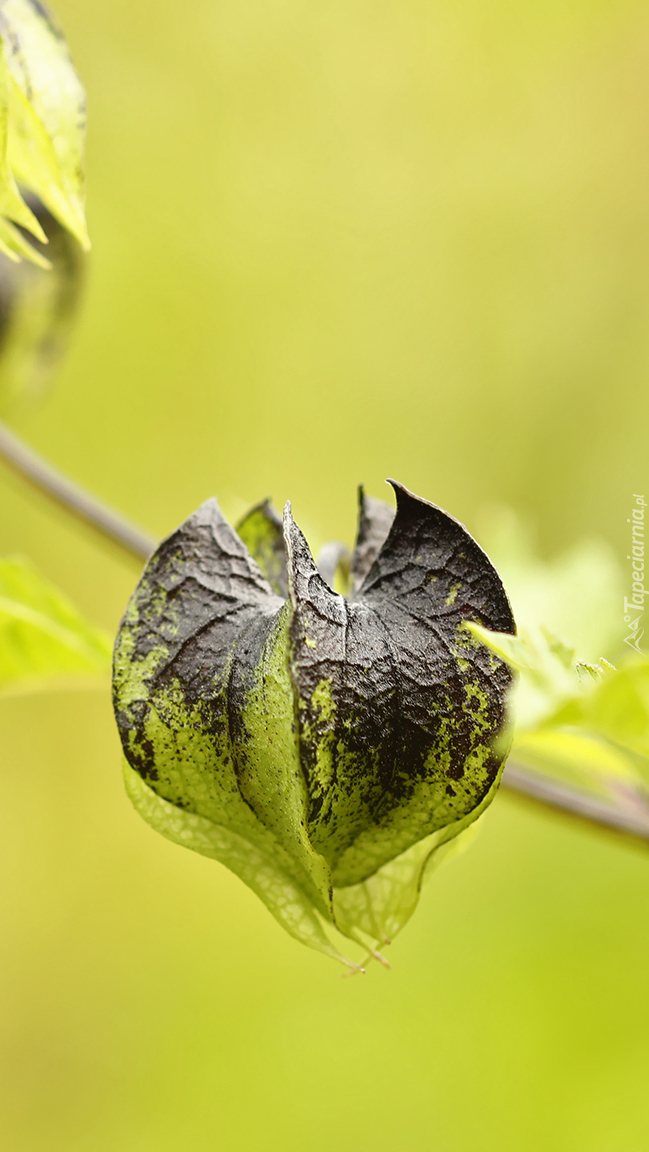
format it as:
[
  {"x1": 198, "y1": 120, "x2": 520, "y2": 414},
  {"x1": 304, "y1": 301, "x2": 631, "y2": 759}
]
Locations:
[{"x1": 113, "y1": 482, "x2": 515, "y2": 968}]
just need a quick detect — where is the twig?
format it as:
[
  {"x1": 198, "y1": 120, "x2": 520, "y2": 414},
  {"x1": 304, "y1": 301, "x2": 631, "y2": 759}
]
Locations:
[
  {"x1": 502, "y1": 762, "x2": 649, "y2": 846},
  {"x1": 2, "y1": 417, "x2": 649, "y2": 848},
  {"x1": 0, "y1": 419, "x2": 155, "y2": 562}
]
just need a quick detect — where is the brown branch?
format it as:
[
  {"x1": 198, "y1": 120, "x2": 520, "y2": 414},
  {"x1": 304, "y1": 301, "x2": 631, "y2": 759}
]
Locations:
[
  {"x1": 2, "y1": 417, "x2": 649, "y2": 849},
  {"x1": 0, "y1": 419, "x2": 155, "y2": 562}
]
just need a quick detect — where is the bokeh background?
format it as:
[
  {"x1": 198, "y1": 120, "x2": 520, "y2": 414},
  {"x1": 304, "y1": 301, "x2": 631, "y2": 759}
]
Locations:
[{"x1": 2, "y1": 0, "x2": 649, "y2": 1148}]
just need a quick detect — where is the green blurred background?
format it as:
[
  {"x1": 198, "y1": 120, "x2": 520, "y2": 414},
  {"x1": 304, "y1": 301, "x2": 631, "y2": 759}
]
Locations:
[{"x1": 2, "y1": 0, "x2": 649, "y2": 1147}]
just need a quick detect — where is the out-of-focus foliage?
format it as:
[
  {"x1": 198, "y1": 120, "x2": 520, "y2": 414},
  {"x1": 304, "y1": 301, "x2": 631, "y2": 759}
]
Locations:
[
  {"x1": 0, "y1": 192, "x2": 84, "y2": 412},
  {"x1": 0, "y1": 553, "x2": 110, "y2": 696},
  {"x1": 471, "y1": 622, "x2": 648, "y2": 799},
  {"x1": 0, "y1": 2, "x2": 87, "y2": 409},
  {"x1": 0, "y1": 0, "x2": 88, "y2": 266},
  {"x1": 477, "y1": 506, "x2": 624, "y2": 665},
  {"x1": 471, "y1": 518, "x2": 648, "y2": 809}
]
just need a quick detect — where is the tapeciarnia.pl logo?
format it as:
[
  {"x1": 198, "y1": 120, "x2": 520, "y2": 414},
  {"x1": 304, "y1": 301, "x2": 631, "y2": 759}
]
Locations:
[{"x1": 624, "y1": 494, "x2": 646, "y2": 655}]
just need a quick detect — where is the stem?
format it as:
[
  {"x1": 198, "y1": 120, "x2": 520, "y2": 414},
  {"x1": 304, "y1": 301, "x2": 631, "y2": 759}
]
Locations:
[
  {"x1": 2, "y1": 418, "x2": 648, "y2": 848},
  {"x1": 502, "y1": 762, "x2": 649, "y2": 846},
  {"x1": 0, "y1": 419, "x2": 155, "y2": 562}
]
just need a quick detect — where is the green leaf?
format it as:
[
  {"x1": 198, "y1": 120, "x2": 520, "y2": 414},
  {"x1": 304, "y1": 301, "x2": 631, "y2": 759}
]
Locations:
[
  {"x1": 510, "y1": 727, "x2": 642, "y2": 799},
  {"x1": 0, "y1": 554, "x2": 111, "y2": 695},
  {"x1": 0, "y1": 30, "x2": 48, "y2": 264},
  {"x1": 470, "y1": 620, "x2": 649, "y2": 801},
  {"x1": 0, "y1": 208, "x2": 48, "y2": 265},
  {"x1": 467, "y1": 622, "x2": 612, "y2": 728},
  {"x1": 0, "y1": 0, "x2": 88, "y2": 265},
  {"x1": 477, "y1": 506, "x2": 623, "y2": 663},
  {"x1": 114, "y1": 483, "x2": 515, "y2": 965},
  {"x1": 552, "y1": 661, "x2": 649, "y2": 765}
]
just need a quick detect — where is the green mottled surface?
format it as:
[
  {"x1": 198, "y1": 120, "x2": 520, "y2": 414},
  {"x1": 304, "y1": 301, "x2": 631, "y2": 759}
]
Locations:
[{"x1": 113, "y1": 486, "x2": 513, "y2": 963}]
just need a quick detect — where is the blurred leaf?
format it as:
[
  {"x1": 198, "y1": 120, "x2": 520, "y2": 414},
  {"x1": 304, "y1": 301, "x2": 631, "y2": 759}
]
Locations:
[
  {"x1": 554, "y1": 661, "x2": 649, "y2": 764},
  {"x1": 0, "y1": 192, "x2": 84, "y2": 413},
  {"x1": 0, "y1": 31, "x2": 47, "y2": 264},
  {"x1": 478, "y1": 506, "x2": 623, "y2": 662},
  {"x1": 510, "y1": 727, "x2": 641, "y2": 799},
  {"x1": 0, "y1": 554, "x2": 111, "y2": 695},
  {"x1": 0, "y1": 0, "x2": 88, "y2": 265},
  {"x1": 469, "y1": 620, "x2": 649, "y2": 805},
  {"x1": 467, "y1": 622, "x2": 612, "y2": 729}
]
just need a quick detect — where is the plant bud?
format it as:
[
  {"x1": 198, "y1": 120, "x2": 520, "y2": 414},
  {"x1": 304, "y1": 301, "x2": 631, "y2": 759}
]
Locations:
[{"x1": 113, "y1": 482, "x2": 515, "y2": 969}]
